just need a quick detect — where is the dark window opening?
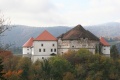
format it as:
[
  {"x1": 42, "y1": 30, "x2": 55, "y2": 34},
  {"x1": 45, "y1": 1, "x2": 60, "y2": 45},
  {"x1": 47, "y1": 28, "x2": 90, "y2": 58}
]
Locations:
[
  {"x1": 51, "y1": 49, "x2": 53, "y2": 52},
  {"x1": 42, "y1": 57, "x2": 44, "y2": 59},
  {"x1": 43, "y1": 49, "x2": 45, "y2": 52},
  {"x1": 50, "y1": 53, "x2": 56, "y2": 56},
  {"x1": 41, "y1": 44, "x2": 43, "y2": 46},
  {"x1": 54, "y1": 49, "x2": 56, "y2": 52},
  {"x1": 39, "y1": 49, "x2": 41, "y2": 52},
  {"x1": 72, "y1": 46, "x2": 74, "y2": 48},
  {"x1": 53, "y1": 44, "x2": 55, "y2": 46}
]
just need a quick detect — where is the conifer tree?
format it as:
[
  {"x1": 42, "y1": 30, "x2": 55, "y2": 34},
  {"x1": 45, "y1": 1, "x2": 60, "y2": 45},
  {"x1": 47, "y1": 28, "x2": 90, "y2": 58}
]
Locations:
[
  {"x1": 110, "y1": 45, "x2": 119, "y2": 59},
  {"x1": 0, "y1": 58, "x2": 5, "y2": 80}
]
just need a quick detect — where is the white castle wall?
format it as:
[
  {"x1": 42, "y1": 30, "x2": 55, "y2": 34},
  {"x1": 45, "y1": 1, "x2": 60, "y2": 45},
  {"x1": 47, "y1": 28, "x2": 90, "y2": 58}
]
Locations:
[
  {"x1": 23, "y1": 47, "x2": 32, "y2": 54},
  {"x1": 23, "y1": 47, "x2": 32, "y2": 58},
  {"x1": 22, "y1": 38, "x2": 100, "y2": 62},
  {"x1": 32, "y1": 41, "x2": 57, "y2": 60},
  {"x1": 31, "y1": 55, "x2": 52, "y2": 62},
  {"x1": 101, "y1": 46, "x2": 110, "y2": 55}
]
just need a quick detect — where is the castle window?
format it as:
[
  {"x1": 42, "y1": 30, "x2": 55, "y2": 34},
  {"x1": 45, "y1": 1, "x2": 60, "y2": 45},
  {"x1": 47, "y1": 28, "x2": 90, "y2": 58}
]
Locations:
[
  {"x1": 39, "y1": 49, "x2": 41, "y2": 52},
  {"x1": 72, "y1": 46, "x2": 74, "y2": 48},
  {"x1": 52, "y1": 44, "x2": 55, "y2": 46},
  {"x1": 43, "y1": 49, "x2": 45, "y2": 52},
  {"x1": 51, "y1": 49, "x2": 53, "y2": 52},
  {"x1": 27, "y1": 49, "x2": 29, "y2": 50},
  {"x1": 42, "y1": 57, "x2": 44, "y2": 59},
  {"x1": 54, "y1": 49, "x2": 56, "y2": 52},
  {"x1": 41, "y1": 44, "x2": 43, "y2": 46},
  {"x1": 27, "y1": 53, "x2": 29, "y2": 54}
]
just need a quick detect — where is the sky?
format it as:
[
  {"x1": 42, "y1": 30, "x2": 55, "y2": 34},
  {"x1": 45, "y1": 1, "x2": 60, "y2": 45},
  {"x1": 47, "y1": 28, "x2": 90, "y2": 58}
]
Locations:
[{"x1": 0, "y1": 0, "x2": 120, "y2": 27}]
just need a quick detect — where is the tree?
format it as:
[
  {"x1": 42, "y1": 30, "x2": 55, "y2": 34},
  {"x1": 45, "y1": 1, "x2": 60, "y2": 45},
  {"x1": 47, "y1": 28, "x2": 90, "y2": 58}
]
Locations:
[
  {"x1": 41, "y1": 59, "x2": 51, "y2": 80},
  {"x1": 0, "y1": 57, "x2": 5, "y2": 80},
  {"x1": 63, "y1": 72, "x2": 75, "y2": 80},
  {"x1": 0, "y1": 12, "x2": 11, "y2": 50},
  {"x1": 16, "y1": 57, "x2": 32, "y2": 80},
  {"x1": 110, "y1": 45, "x2": 119, "y2": 59},
  {"x1": 30, "y1": 60, "x2": 42, "y2": 80},
  {"x1": 0, "y1": 12, "x2": 10, "y2": 35},
  {"x1": 63, "y1": 50, "x2": 76, "y2": 66},
  {"x1": 49, "y1": 56, "x2": 72, "y2": 80}
]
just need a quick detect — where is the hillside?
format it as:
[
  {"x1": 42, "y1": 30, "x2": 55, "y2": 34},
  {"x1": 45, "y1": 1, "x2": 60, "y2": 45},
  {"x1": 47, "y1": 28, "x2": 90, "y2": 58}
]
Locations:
[
  {"x1": 1, "y1": 25, "x2": 71, "y2": 47},
  {"x1": 86, "y1": 22, "x2": 120, "y2": 37},
  {"x1": 1, "y1": 22, "x2": 120, "y2": 53}
]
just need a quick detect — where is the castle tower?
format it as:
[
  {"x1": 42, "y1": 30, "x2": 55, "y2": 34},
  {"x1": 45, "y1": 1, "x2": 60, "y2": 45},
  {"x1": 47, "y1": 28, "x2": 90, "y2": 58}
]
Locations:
[
  {"x1": 57, "y1": 24, "x2": 99, "y2": 54},
  {"x1": 100, "y1": 37, "x2": 110, "y2": 56},
  {"x1": 23, "y1": 37, "x2": 34, "y2": 58}
]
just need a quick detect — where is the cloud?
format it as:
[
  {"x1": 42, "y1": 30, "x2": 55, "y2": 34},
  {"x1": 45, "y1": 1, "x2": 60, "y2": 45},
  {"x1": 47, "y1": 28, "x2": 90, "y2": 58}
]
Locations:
[
  {"x1": 0, "y1": 0, "x2": 65, "y2": 26},
  {"x1": 0, "y1": 0, "x2": 120, "y2": 26},
  {"x1": 61, "y1": 0, "x2": 120, "y2": 26}
]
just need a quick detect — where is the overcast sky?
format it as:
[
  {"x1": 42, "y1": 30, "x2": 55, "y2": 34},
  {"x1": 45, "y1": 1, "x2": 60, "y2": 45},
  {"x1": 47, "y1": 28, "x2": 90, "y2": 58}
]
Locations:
[{"x1": 0, "y1": 0, "x2": 120, "y2": 27}]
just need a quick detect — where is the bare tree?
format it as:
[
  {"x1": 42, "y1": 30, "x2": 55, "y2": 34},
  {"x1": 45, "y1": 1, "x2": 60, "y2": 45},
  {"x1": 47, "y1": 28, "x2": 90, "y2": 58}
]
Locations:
[
  {"x1": 0, "y1": 12, "x2": 11, "y2": 50},
  {"x1": 0, "y1": 12, "x2": 11, "y2": 36}
]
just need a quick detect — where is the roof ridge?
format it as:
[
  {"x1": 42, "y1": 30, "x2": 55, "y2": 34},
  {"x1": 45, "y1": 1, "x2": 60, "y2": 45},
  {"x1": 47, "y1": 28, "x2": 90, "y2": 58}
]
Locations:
[
  {"x1": 58, "y1": 24, "x2": 99, "y2": 41},
  {"x1": 35, "y1": 30, "x2": 57, "y2": 41},
  {"x1": 100, "y1": 37, "x2": 110, "y2": 46},
  {"x1": 23, "y1": 37, "x2": 34, "y2": 47}
]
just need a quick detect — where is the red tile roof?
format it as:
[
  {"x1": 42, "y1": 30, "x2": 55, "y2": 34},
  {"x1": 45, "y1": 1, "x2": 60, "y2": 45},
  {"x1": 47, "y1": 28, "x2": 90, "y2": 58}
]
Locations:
[
  {"x1": 35, "y1": 30, "x2": 57, "y2": 41},
  {"x1": 100, "y1": 37, "x2": 110, "y2": 46},
  {"x1": 23, "y1": 37, "x2": 34, "y2": 47}
]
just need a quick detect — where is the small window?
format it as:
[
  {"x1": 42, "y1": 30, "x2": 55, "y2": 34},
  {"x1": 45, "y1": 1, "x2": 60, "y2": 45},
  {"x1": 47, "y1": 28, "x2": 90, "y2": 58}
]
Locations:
[
  {"x1": 104, "y1": 49, "x2": 106, "y2": 50},
  {"x1": 39, "y1": 49, "x2": 41, "y2": 52},
  {"x1": 72, "y1": 46, "x2": 74, "y2": 48},
  {"x1": 51, "y1": 49, "x2": 53, "y2": 52},
  {"x1": 53, "y1": 44, "x2": 55, "y2": 46},
  {"x1": 54, "y1": 49, "x2": 56, "y2": 52},
  {"x1": 27, "y1": 53, "x2": 29, "y2": 54},
  {"x1": 41, "y1": 44, "x2": 43, "y2": 46},
  {"x1": 42, "y1": 57, "x2": 44, "y2": 59},
  {"x1": 27, "y1": 48, "x2": 29, "y2": 50},
  {"x1": 43, "y1": 49, "x2": 45, "y2": 52}
]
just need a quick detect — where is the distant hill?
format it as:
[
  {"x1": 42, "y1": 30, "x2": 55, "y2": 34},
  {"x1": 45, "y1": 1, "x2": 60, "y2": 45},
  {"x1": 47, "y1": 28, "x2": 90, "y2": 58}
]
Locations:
[
  {"x1": 86, "y1": 22, "x2": 120, "y2": 37},
  {"x1": 1, "y1": 25, "x2": 71, "y2": 47},
  {"x1": 1, "y1": 22, "x2": 120, "y2": 48}
]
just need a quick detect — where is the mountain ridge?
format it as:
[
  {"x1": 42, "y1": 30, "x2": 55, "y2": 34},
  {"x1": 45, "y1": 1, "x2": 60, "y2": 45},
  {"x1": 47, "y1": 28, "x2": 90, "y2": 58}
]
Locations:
[{"x1": 1, "y1": 22, "x2": 120, "y2": 47}]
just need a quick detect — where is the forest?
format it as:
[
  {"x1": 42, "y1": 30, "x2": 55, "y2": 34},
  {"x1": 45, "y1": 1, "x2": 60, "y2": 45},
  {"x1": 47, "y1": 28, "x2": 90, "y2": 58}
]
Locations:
[{"x1": 0, "y1": 48, "x2": 120, "y2": 80}]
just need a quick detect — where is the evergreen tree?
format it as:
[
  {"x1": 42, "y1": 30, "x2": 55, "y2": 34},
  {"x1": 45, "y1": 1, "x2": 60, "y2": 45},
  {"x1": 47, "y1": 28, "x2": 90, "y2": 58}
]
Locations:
[
  {"x1": 0, "y1": 58, "x2": 5, "y2": 80},
  {"x1": 110, "y1": 45, "x2": 119, "y2": 59}
]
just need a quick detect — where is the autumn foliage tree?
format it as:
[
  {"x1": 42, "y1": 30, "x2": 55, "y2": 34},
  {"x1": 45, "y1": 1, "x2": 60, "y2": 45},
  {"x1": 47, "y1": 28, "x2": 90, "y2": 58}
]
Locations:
[
  {"x1": 0, "y1": 12, "x2": 11, "y2": 80},
  {"x1": 0, "y1": 48, "x2": 120, "y2": 80}
]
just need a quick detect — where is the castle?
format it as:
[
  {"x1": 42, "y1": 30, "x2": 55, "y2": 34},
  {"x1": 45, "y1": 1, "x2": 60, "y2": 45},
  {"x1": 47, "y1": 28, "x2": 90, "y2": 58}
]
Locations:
[{"x1": 23, "y1": 25, "x2": 110, "y2": 61}]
